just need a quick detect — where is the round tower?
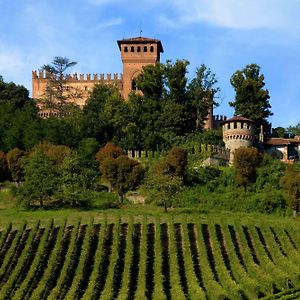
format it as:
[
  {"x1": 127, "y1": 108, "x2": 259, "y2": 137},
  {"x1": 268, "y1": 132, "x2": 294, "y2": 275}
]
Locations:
[
  {"x1": 221, "y1": 116, "x2": 255, "y2": 164},
  {"x1": 117, "y1": 37, "x2": 163, "y2": 100}
]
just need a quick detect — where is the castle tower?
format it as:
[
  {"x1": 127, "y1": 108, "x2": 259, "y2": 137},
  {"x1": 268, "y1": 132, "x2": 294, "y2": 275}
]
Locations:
[
  {"x1": 117, "y1": 37, "x2": 163, "y2": 99},
  {"x1": 221, "y1": 116, "x2": 255, "y2": 165}
]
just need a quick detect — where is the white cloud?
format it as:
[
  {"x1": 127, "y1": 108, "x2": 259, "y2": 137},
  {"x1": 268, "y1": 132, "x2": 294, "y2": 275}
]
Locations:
[
  {"x1": 162, "y1": 0, "x2": 300, "y2": 31},
  {"x1": 96, "y1": 18, "x2": 123, "y2": 30}
]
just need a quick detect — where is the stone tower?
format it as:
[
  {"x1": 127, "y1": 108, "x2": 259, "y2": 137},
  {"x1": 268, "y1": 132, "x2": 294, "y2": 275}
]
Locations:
[
  {"x1": 117, "y1": 37, "x2": 164, "y2": 99},
  {"x1": 221, "y1": 116, "x2": 255, "y2": 164}
]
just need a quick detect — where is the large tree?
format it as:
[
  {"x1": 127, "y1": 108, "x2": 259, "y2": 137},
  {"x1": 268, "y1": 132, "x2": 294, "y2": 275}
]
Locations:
[
  {"x1": 40, "y1": 56, "x2": 81, "y2": 114},
  {"x1": 230, "y1": 64, "x2": 272, "y2": 132},
  {"x1": 188, "y1": 64, "x2": 220, "y2": 130}
]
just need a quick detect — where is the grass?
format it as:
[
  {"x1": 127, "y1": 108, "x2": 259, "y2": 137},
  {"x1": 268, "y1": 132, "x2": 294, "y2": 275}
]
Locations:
[{"x1": 0, "y1": 188, "x2": 299, "y2": 231}]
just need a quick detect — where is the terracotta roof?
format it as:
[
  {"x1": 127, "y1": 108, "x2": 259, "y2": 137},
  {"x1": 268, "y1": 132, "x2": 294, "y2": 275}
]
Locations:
[
  {"x1": 265, "y1": 138, "x2": 300, "y2": 146},
  {"x1": 117, "y1": 37, "x2": 164, "y2": 52},
  {"x1": 221, "y1": 115, "x2": 255, "y2": 124}
]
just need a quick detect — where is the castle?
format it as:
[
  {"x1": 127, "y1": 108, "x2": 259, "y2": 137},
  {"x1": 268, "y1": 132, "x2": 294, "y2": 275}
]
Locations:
[{"x1": 32, "y1": 37, "x2": 163, "y2": 115}]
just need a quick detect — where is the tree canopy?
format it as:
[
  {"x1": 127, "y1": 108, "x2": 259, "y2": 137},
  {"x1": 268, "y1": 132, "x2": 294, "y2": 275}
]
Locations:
[{"x1": 230, "y1": 64, "x2": 272, "y2": 132}]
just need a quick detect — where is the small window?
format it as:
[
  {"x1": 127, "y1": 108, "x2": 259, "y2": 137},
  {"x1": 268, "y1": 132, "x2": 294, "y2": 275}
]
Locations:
[
  {"x1": 84, "y1": 86, "x2": 87, "y2": 91},
  {"x1": 131, "y1": 46, "x2": 134, "y2": 52},
  {"x1": 150, "y1": 46, "x2": 154, "y2": 52},
  {"x1": 228, "y1": 123, "x2": 231, "y2": 129},
  {"x1": 234, "y1": 122, "x2": 237, "y2": 129},
  {"x1": 124, "y1": 46, "x2": 128, "y2": 52},
  {"x1": 137, "y1": 46, "x2": 141, "y2": 52},
  {"x1": 144, "y1": 46, "x2": 147, "y2": 52}
]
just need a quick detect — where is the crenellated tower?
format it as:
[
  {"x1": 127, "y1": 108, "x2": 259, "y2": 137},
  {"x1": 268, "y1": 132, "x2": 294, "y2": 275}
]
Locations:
[
  {"x1": 221, "y1": 116, "x2": 255, "y2": 164},
  {"x1": 117, "y1": 37, "x2": 163, "y2": 99}
]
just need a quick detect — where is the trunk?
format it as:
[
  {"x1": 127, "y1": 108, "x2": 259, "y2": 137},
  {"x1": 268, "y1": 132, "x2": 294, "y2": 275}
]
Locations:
[
  {"x1": 119, "y1": 193, "x2": 124, "y2": 204},
  {"x1": 40, "y1": 199, "x2": 43, "y2": 208},
  {"x1": 108, "y1": 182, "x2": 112, "y2": 193},
  {"x1": 164, "y1": 201, "x2": 168, "y2": 213},
  {"x1": 293, "y1": 209, "x2": 297, "y2": 218}
]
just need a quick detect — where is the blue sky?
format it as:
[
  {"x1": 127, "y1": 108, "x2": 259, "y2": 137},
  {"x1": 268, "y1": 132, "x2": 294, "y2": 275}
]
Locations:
[{"x1": 0, "y1": 0, "x2": 300, "y2": 128}]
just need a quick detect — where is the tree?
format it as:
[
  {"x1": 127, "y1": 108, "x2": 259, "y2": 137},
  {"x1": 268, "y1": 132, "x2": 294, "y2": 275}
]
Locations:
[
  {"x1": 188, "y1": 64, "x2": 220, "y2": 130},
  {"x1": 272, "y1": 127, "x2": 287, "y2": 138},
  {"x1": 280, "y1": 166, "x2": 300, "y2": 217},
  {"x1": 230, "y1": 64, "x2": 272, "y2": 132},
  {"x1": 31, "y1": 141, "x2": 71, "y2": 165},
  {"x1": 162, "y1": 146, "x2": 188, "y2": 179},
  {"x1": 40, "y1": 56, "x2": 81, "y2": 114},
  {"x1": 58, "y1": 153, "x2": 93, "y2": 207},
  {"x1": 286, "y1": 123, "x2": 300, "y2": 138},
  {"x1": 19, "y1": 150, "x2": 58, "y2": 207},
  {"x1": 96, "y1": 142, "x2": 125, "y2": 192},
  {"x1": 233, "y1": 147, "x2": 263, "y2": 190},
  {"x1": 146, "y1": 173, "x2": 183, "y2": 213},
  {"x1": 6, "y1": 148, "x2": 25, "y2": 184},
  {"x1": 101, "y1": 155, "x2": 144, "y2": 203}
]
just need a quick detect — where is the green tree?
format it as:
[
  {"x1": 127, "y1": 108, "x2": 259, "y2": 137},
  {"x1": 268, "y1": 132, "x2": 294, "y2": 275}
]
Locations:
[
  {"x1": 163, "y1": 146, "x2": 188, "y2": 179},
  {"x1": 101, "y1": 155, "x2": 144, "y2": 203},
  {"x1": 188, "y1": 64, "x2": 220, "y2": 130},
  {"x1": 6, "y1": 148, "x2": 25, "y2": 184},
  {"x1": 40, "y1": 56, "x2": 81, "y2": 114},
  {"x1": 19, "y1": 150, "x2": 58, "y2": 207},
  {"x1": 146, "y1": 173, "x2": 183, "y2": 212},
  {"x1": 272, "y1": 127, "x2": 287, "y2": 138},
  {"x1": 286, "y1": 123, "x2": 300, "y2": 137},
  {"x1": 280, "y1": 166, "x2": 300, "y2": 217},
  {"x1": 58, "y1": 153, "x2": 93, "y2": 207},
  {"x1": 233, "y1": 147, "x2": 263, "y2": 190},
  {"x1": 230, "y1": 64, "x2": 272, "y2": 132}
]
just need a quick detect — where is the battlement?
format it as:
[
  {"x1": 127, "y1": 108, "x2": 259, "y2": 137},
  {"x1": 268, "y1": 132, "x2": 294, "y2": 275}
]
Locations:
[
  {"x1": 32, "y1": 70, "x2": 123, "y2": 82},
  {"x1": 213, "y1": 115, "x2": 227, "y2": 122}
]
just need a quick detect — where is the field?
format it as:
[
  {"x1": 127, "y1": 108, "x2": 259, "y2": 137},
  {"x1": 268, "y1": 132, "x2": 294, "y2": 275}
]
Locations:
[{"x1": 0, "y1": 213, "x2": 299, "y2": 300}]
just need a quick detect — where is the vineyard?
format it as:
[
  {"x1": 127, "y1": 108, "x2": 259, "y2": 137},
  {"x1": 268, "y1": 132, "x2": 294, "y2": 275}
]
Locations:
[{"x1": 0, "y1": 216, "x2": 299, "y2": 299}]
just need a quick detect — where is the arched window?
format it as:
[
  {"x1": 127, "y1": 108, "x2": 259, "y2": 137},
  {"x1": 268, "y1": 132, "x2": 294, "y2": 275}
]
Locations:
[
  {"x1": 150, "y1": 46, "x2": 154, "y2": 52},
  {"x1": 137, "y1": 46, "x2": 141, "y2": 52},
  {"x1": 124, "y1": 46, "x2": 128, "y2": 52},
  {"x1": 234, "y1": 122, "x2": 237, "y2": 129},
  {"x1": 144, "y1": 46, "x2": 147, "y2": 52},
  {"x1": 131, "y1": 46, "x2": 134, "y2": 52}
]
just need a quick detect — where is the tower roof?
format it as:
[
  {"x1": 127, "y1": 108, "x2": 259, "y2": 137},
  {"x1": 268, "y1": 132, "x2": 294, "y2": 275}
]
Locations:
[
  {"x1": 221, "y1": 115, "x2": 255, "y2": 124},
  {"x1": 117, "y1": 37, "x2": 164, "y2": 53}
]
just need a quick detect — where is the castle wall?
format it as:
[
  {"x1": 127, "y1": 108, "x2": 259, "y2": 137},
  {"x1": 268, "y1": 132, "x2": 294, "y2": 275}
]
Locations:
[{"x1": 32, "y1": 71, "x2": 123, "y2": 108}]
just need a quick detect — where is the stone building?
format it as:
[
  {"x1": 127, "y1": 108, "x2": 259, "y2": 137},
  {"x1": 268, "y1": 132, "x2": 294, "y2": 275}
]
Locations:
[
  {"x1": 32, "y1": 36, "x2": 164, "y2": 116},
  {"x1": 221, "y1": 116, "x2": 256, "y2": 164}
]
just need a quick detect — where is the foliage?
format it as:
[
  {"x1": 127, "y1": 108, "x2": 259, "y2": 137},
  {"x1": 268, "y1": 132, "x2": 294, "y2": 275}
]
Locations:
[
  {"x1": 18, "y1": 150, "x2": 58, "y2": 207},
  {"x1": 40, "y1": 56, "x2": 80, "y2": 114},
  {"x1": 56, "y1": 153, "x2": 94, "y2": 207},
  {"x1": 188, "y1": 64, "x2": 220, "y2": 130},
  {"x1": 96, "y1": 142, "x2": 124, "y2": 170},
  {"x1": 280, "y1": 166, "x2": 300, "y2": 216},
  {"x1": 0, "y1": 151, "x2": 9, "y2": 182},
  {"x1": 286, "y1": 122, "x2": 300, "y2": 137},
  {"x1": 233, "y1": 147, "x2": 263, "y2": 189},
  {"x1": 31, "y1": 141, "x2": 71, "y2": 165},
  {"x1": 6, "y1": 148, "x2": 25, "y2": 183},
  {"x1": 230, "y1": 63, "x2": 272, "y2": 132},
  {"x1": 102, "y1": 155, "x2": 144, "y2": 203}
]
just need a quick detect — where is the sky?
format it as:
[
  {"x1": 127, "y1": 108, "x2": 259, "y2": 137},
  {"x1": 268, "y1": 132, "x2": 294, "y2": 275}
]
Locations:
[{"x1": 0, "y1": 0, "x2": 300, "y2": 128}]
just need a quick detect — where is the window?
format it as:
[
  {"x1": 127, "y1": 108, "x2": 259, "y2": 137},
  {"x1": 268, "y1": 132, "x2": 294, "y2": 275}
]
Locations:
[
  {"x1": 131, "y1": 78, "x2": 138, "y2": 91},
  {"x1": 124, "y1": 46, "x2": 128, "y2": 52},
  {"x1": 150, "y1": 46, "x2": 154, "y2": 52},
  {"x1": 137, "y1": 46, "x2": 141, "y2": 52},
  {"x1": 144, "y1": 46, "x2": 147, "y2": 52},
  {"x1": 131, "y1": 46, "x2": 134, "y2": 52},
  {"x1": 234, "y1": 122, "x2": 237, "y2": 129}
]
